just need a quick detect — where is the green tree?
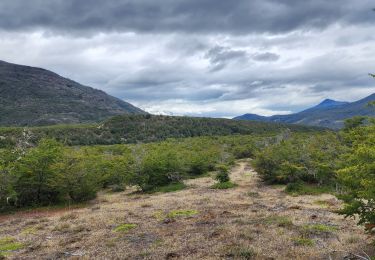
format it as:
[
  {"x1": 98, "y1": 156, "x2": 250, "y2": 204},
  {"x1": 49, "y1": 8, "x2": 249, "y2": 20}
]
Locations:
[
  {"x1": 131, "y1": 144, "x2": 183, "y2": 191},
  {"x1": 12, "y1": 139, "x2": 63, "y2": 206},
  {"x1": 51, "y1": 151, "x2": 99, "y2": 202},
  {"x1": 337, "y1": 124, "x2": 375, "y2": 229},
  {"x1": 0, "y1": 149, "x2": 17, "y2": 208},
  {"x1": 343, "y1": 116, "x2": 367, "y2": 131}
]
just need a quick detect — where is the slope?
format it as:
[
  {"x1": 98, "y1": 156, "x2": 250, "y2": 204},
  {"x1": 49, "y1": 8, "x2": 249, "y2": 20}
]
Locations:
[{"x1": 0, "y1": 60, "x2": 145, "y2": 126}]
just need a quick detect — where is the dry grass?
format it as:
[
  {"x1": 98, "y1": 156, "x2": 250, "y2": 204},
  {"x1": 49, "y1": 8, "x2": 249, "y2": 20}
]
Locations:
[{"x1": 0, "y1": 159, "x2": 373, "y2": 259}]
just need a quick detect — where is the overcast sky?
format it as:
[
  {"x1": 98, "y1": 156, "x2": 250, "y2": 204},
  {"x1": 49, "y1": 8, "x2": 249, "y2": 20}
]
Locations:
[{"x1": 0, "y1": 0, "x2": 375, "y2": 117}]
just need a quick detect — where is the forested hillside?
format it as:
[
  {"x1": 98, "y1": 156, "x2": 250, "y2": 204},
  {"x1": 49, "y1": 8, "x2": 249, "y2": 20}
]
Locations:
[{"x1": 0, "y1": 114, "x2": 321, "y2": 148}]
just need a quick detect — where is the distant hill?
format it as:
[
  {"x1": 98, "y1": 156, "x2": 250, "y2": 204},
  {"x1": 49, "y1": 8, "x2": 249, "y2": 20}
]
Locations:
[
  {"x1": 234, "y1": 94, "x2": 375, "y2": 129},
  {"x1": 0, "y1": 114, "x2": 322, "y2": 147},
  {"x1": 0, "y1": 60, "x2": 145, "y2": 126}
]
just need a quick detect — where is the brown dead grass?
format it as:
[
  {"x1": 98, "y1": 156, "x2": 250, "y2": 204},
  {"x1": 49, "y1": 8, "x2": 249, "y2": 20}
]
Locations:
[{"x1": 0, "y1": 159, "x2": 373, "y2": 259}]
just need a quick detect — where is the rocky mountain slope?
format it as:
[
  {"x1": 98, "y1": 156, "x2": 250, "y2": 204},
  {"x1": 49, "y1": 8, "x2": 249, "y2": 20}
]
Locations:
[{"x1": 0, "y1": 60, "x2": 145, "y2": 126}]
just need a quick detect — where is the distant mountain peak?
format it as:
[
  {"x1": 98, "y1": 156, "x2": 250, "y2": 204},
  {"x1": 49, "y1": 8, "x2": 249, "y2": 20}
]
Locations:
[
  {"x1": 318, "y1": 98, "x2": 348, "y2": 106},
  {"x1": 302, "y1": 99, "x2": 349, "y2": 111},
  {"x1": 234, "y1": 93, "x2": 375, "y2": 129},
  {"x1": 320, "y1": 98, "x2": 338, "y2": 104}
]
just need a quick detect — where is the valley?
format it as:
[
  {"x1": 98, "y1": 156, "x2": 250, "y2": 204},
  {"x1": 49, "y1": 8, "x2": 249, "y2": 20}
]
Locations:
[{"x1": 0, "y1": 160, "x2": 371, "y2": 259}]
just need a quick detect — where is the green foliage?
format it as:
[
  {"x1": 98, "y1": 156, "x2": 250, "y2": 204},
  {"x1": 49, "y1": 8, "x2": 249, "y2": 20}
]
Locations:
[
  {"x1": 114, "y1": 224, "x2": 137, "y2": 233},
  {"x1": 298, "y1": 224, "x2": 338, "y2": 240},
  {"x1": 215, "y1": 164, "x2": 230, "y2": 183},
  {"x1": 343, "y1": 116, "x2": 367, "y2": 131},
  {"x1": 12, "y1": 139, "x2": 63, "y2": 206},
  {"x1": 211, "y1": 181, "x2": 237, "y2": 189},
  {"x1": 0, "y1": 114, "x2": 320, "y2": 148},
  {"x1": 285, "y1": 182, "x2": 333, "y2": 195},
  {"x1": 0, "y1": 134, "x2": 264, "y2": 210},
  {"x1": 254, "y1": 132, "x2": 345, "y2": 186},
  {"x1": 337, "y1": 123, "x2": 375, "y2": 229},
  {"x1": 0, "y1": 237, "x2": 23, "y2": 252},
  {"x1": 51, "y1": 151, "x2": 99, "y2": 202},
  {"x1": 292, "y1": 237, "x2": 314, "y2": 246},
  {"x1": 167, "y1": 209, "x2": 199, "y2": 218}
]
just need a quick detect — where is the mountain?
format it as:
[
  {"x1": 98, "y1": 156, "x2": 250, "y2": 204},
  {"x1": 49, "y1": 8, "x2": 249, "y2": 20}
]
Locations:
[
  {"x1": 231, "y1": 113, "x2": 269, "y2": 121},
  {"x1": 234, "y1": 94, "x2": 375, "y2": 129},
  {"x1": 304, "y1": 99, "x2": 349, "y2": 111},
  {"x1": 0, "y1": 60, "x2": 145, "y2": 126}
]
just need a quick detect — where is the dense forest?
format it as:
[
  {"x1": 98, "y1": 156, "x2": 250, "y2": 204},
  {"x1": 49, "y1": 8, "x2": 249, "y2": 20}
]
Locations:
[{"x1": 0, "y1": 114, "x2": 320, "y2": 148}]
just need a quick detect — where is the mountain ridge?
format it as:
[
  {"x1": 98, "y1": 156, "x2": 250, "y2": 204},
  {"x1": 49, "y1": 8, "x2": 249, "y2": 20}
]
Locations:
[
  {"x1": 0, "y1": 60, "x2": 145, "y2": 126},
  {"x1": 234, "y1": 94, "x2": 375, "y2": 129}
]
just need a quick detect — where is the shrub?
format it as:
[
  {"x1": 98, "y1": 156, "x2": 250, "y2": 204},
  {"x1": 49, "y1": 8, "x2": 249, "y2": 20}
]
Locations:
[
  {"x1": 211, "y1": 181, "x2": 237, "y2": 189},
  {"x1": 131, "y1": 144, "x2": 183, "y2": 191},
  {"x1": 254, "y1": 133, "x2": 345, "y2": 186},
  {"x1": 215, "y1": 165, "x2": 230, "y2": 183},
  {"x1": 147, "y1": 182, "x2": 186, "y2": 193},
  {"x1": 285, "y1": 182, "x2": 303, "y2": 193}
]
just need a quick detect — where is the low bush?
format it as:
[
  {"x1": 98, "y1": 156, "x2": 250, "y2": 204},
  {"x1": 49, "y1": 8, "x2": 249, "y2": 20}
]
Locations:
[
  {"x1": 211, "y1": 181, "x2": 237, "y2": 189},
  {"x1": 215, "y1": 165, "x2": 230, "y2": 183}
]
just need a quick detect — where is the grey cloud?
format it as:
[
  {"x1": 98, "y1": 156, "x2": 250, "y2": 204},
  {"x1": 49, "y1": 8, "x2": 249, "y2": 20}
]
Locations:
[
  {"x1": 252, "y1": 52, "x2": 280, "y2": 62},
  {"x1": 205, "y1": 46, "x2": 249, "y2": 71},
  {"x1": 0, "y1": 0, "x2": 374, "y2": 35},
  {"x1": 0, "y1": 1, "x2": 374, "y2": 118}
]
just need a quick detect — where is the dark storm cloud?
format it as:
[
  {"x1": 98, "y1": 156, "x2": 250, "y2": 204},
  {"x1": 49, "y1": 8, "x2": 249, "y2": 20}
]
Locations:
[
  {"x1": 0, "y1": 0, "x2": 374, "y2": 34},
  {"x1": 0, "y1": 0, "x2": 374, "y2": 118}
]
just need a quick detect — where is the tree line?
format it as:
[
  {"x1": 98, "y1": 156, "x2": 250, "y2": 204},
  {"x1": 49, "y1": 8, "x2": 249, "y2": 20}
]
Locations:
[{"x1": 0, "y1": 135, "x2": 260, "y2": 210}]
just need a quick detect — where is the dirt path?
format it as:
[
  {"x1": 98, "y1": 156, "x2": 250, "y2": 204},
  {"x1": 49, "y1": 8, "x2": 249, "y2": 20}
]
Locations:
[{"x1": 1, "y1": 160, "x2": 373, "y2": 259}]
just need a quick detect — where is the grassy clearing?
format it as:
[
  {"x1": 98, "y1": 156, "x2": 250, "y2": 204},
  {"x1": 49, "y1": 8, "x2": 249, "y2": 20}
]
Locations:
[
  {"x1": 114, "y1": 224, "x2": 137, "y2": 233},
  {"x1": 211, "y1": 181, "x2": 237, "y2": 189}
]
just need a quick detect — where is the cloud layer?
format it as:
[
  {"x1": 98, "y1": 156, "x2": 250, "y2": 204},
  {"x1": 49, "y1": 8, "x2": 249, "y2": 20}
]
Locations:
[{"x1": 0, "y1": 0, "x2": 374, "y2": 117}]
